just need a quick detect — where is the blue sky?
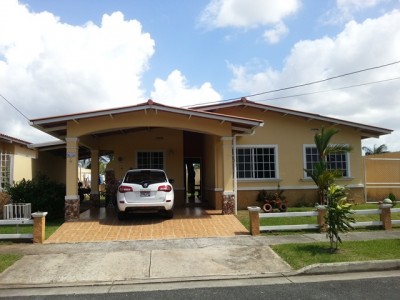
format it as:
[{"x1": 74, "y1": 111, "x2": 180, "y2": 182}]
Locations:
[{"x1": 1, "y1": 0, "x2": 400, "y2": 150}]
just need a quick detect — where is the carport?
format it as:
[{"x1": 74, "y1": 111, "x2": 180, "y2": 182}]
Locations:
[{"x1": 30, "y1": 100, "x2": 263, "y2": 221}]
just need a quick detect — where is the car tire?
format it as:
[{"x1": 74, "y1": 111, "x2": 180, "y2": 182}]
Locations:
[
  {"x1": 164, "y1": 210, "x2": 174, "y2": 219},
  {"x1": 117, "y1": 211, "x2": 127, "y2": 221}
]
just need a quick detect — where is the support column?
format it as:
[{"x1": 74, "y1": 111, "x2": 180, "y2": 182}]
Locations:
[
  {"x1": 32, "y1": 212, "x2": 48, "y2": 243},
  {"x1": 221, "y1": 137, "x2": 235, "y2": 214},
  {"x1": 248, "y1": 206, "x2": 261, "y2": 236},
  {"x1": 65, "y1": 137, "x2": 80, "y2": 221},
  {"x1": 379, "y1": 204, "x2": 392, "y2": 230},
  {"x1": 90, "y1": 149, "x2": 100, "y2": 207},
  {"x1": 316, "y1": 205, "x2": 327, "y2": 232}
]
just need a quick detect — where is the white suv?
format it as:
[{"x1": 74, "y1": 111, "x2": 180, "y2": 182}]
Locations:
[{"x1": 116, "y1": 169, "x2": 174, "y2": 220}]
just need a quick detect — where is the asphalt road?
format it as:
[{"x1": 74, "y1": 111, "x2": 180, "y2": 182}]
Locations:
[{"x1": 2, "y1": 271, "x2": 399, "y2": 299}]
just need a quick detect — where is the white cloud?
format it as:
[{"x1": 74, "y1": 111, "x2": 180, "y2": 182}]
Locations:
[
  {"x1": 337, "y1": 0, "x2": 389, "y2": 12},
  {"x1": 228, "y1": 9, "x2": 400, "y2": 151},
  {"x1": 263, "y1": 22, "x2": 289, "y2": 44},
  {"x1": 199, "y1": 0, "x2": 299, "y2": 43},
  {"x1": 0, "y1": 0, "x2": 155, "y2": 142},
  {"x1": 150, "y1": 70, "x2": 222, "y2": 107},
  {"x1": 323, "y1": 0, "x2": 392, "y2": 24}
]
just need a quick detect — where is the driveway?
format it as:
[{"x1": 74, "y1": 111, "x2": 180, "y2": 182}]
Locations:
[{"x1": 45, "y1": 207, "x2": 249, "y2": 243}]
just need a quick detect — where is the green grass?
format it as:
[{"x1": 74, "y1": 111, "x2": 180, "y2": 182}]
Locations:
[
  {"x1": 0, "y1": 254, "x2": 23, "y2": 273},
  {"x1": 272, "y1": 239, "x2": 400, "y2": 270},
  {"x1": 0, "y1": 218, "x2": 64, "y2": 240}
]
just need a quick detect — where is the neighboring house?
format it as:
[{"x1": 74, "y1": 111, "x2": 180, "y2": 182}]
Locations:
[
  {"x1": 0, "y1": 133, "x2": 37, "y2": 191},
  {"x1": 29, "y1": 98, "x2": 392, "y2": 220},
  {"x1": 364, "y1": 151, "x2": 400, "y2": 202}
]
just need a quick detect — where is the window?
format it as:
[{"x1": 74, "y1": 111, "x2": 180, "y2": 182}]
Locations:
[
  {"x1": 137, "y1": 151, "x2": 164, "y2": 169},
  {"x1": 236, "y1": 146, "x2": 277, "y2": 179},
  {"x1": 0, "y1": 153, "x2": 12, "y2": 191},
  {"x1": 304, "y1": 145, "x2": 349, "y2": 177}
]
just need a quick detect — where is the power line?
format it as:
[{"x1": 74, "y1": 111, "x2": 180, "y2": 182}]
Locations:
[
  {"x1": 187, "y1": 60, "x2": 400, "y2": 108},
  {"x1": 0, "y1": 93, "x2": 30, "y2": 120},
  {"x1": 254, "y1": 76, "x2": 400, "y2": 103}
]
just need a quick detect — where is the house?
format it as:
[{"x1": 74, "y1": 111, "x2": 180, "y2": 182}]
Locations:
[
  {"x1": 29, "y1": 98, "x2": 392, "y2": 221},
  {"x1": 0, "y1": 133, "x2": 37, "y2": 191}
]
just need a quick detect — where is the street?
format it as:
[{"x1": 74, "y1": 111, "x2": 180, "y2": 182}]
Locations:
[{"x1": 1, "y1": 271, "x2": 399, "y2": 299}]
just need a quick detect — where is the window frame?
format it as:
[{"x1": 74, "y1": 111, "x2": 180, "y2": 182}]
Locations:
[
  {"x1": 235, "y1": 144, "x2": 279, "y2": 181},
  {"x1": 303, "y1": 144, "x2": 350, "y2": 179}
]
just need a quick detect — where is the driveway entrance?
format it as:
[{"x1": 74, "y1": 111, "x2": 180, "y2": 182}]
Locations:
[{"x1": 45, "y1": 207, "x2": 249, "y2": 243}]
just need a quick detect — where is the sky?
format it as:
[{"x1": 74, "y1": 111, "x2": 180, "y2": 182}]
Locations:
[{"x1": 0, "y1": 0, "x2": 400, "y2": 152}]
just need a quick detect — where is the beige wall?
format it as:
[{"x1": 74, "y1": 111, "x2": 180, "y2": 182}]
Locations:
[
  {"x1": 364, "y1": 152, "x2": 400, "y2": 202},
  {"x1": 32, "y1": 151, "x2": 66, "y2": 184}
]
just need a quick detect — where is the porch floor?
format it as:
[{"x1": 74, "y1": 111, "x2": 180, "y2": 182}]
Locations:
[{"x1": 45, "y1": 207, "x2": 249, "y2": 244}]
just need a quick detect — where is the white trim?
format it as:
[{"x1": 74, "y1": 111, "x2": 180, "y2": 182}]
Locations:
[
  {"x1": 65, "y1": 195, "x2": 79, "y2": 200},
  {"x1": 237, "y1": 184, "x2": 364, "y2": 191},
  {"x1": 235, "y1": 144, "x2": 279, "y2": 180}
]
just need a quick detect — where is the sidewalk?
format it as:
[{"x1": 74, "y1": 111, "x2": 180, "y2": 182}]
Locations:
[{"x1": 0, "y1": 231, "x2": 399, "y2": 289}]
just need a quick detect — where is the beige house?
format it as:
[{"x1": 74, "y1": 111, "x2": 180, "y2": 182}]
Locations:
[
  {"x1": 29, "y1": 98, "x2": 392, "y2": 220},
  {"x1": 0, "y1": 133, "x2": 37, "y2": 191}
]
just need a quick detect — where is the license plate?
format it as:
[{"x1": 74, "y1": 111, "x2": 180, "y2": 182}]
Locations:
[{"x1": 140, "y1": 191, "x2": 151, "y2": 197}]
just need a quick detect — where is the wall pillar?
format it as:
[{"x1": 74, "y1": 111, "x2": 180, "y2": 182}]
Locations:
[
  {"x1": 221, "y1": 137, "x2": 235, "y2": 214},
  {"x1": 90, "y1": 149, "x2": 100, "y2": 207},
  {"x1": 65, "y1": 138, "x2": 80, "y2": 221},
  {"x1": 248, "y1": 206, "x2": 261, "y2": 236},
  {"x1": 316, "y1": 205, "x2": 327, "y2": 232},
  {"x1": 32, "y1": 212, "x2": 48, "y2": 244},
  {"x1": 379, "y1": 204, "x2": 392, "y2": 230}
]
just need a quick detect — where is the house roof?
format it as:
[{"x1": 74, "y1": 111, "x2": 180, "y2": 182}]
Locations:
[
  {"x1": 191, "y1": 97, "x2": 392, "y2": 139},
  {"x1": 30, "y1": 99, "x2": 265, "y2": 140},
  {"x1": 0, "y1": 133, "x2": 31, "y2": 146}
]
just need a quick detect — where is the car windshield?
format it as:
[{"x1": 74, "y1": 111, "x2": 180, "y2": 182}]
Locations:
[{"x1": 124, "y1": 170, "x2": 167, "y2": 184}]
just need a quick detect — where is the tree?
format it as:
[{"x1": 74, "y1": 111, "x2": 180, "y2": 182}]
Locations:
[
  {"x1": 305, "y1": 126, "x2": 353, "y2": 204},
  {"x1": 362, "y1": 144, "x2": 388, "y2": 155}
]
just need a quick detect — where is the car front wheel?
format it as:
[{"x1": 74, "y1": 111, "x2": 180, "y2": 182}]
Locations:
[{"x1": 164, "y1": 210, "x2": 174, "y2": 219}]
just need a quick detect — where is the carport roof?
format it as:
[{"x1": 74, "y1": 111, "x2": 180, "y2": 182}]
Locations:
[{"x1": 30, "y1": 100, "x2": 264, "y2": 140}]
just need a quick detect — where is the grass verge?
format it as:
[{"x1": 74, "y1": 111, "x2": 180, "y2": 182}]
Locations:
[
  {"x1": 272, "y1": 239, "x2": 400, "y2": 270},
  {"x1": 0, "y1": 254, "x2": 23, "y2": 273}
]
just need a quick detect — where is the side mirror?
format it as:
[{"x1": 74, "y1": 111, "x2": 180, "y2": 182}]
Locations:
[{"x1": 169, "y1": 179, "x2": 175, "y2": 184}]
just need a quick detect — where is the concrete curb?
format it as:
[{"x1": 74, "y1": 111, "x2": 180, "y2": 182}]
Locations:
[{"x1": 296, "y1": 259, "x2": 400, "y2": 275}]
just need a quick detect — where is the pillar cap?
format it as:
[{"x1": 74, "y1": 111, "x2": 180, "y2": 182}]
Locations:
[
  {"x1": 32, "y1": 212, "x2": 48, "y2": 218},
  {"x1": 379, "y1": 204, "x2": 393, "y2": 209},
  {"x1": 247, "y1": 206, "x2": 261, "y2": 212}
]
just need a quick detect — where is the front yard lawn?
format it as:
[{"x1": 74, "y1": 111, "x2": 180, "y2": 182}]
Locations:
[{"x1": 272, "y1": 239, "x2": 400, "y2": 270}]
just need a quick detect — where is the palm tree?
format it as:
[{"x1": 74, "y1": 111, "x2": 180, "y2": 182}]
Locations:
[
  {"x1": 305, "y1": 127, "x2": 353, "y2": 204},
  {"x1": 362, "y1": 144, "x2": 388, "y2": 155}
]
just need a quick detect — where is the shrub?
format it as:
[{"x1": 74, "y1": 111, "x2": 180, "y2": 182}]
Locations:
[{"x1": 6, "y1": 174, "x2": 65, "y2": 220}]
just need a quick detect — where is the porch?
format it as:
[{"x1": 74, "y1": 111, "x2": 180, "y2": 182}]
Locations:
[{"x1": 45, "y1": 207, "x2": 249, "y2": 243}]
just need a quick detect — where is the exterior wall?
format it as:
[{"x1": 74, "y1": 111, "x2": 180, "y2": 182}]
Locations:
[
  {"x1": 214, "y1": 106, "x2": 366, "y2": 206},
  {"x1": 32, "y1": 151, "x2": 66, "y2": 184},
  {"x1": 0, "y1": 141, "x2": 37, "y2": 184},
  {"x1": 364, "y1": 152, "x2": 400, "y2": 202}
]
